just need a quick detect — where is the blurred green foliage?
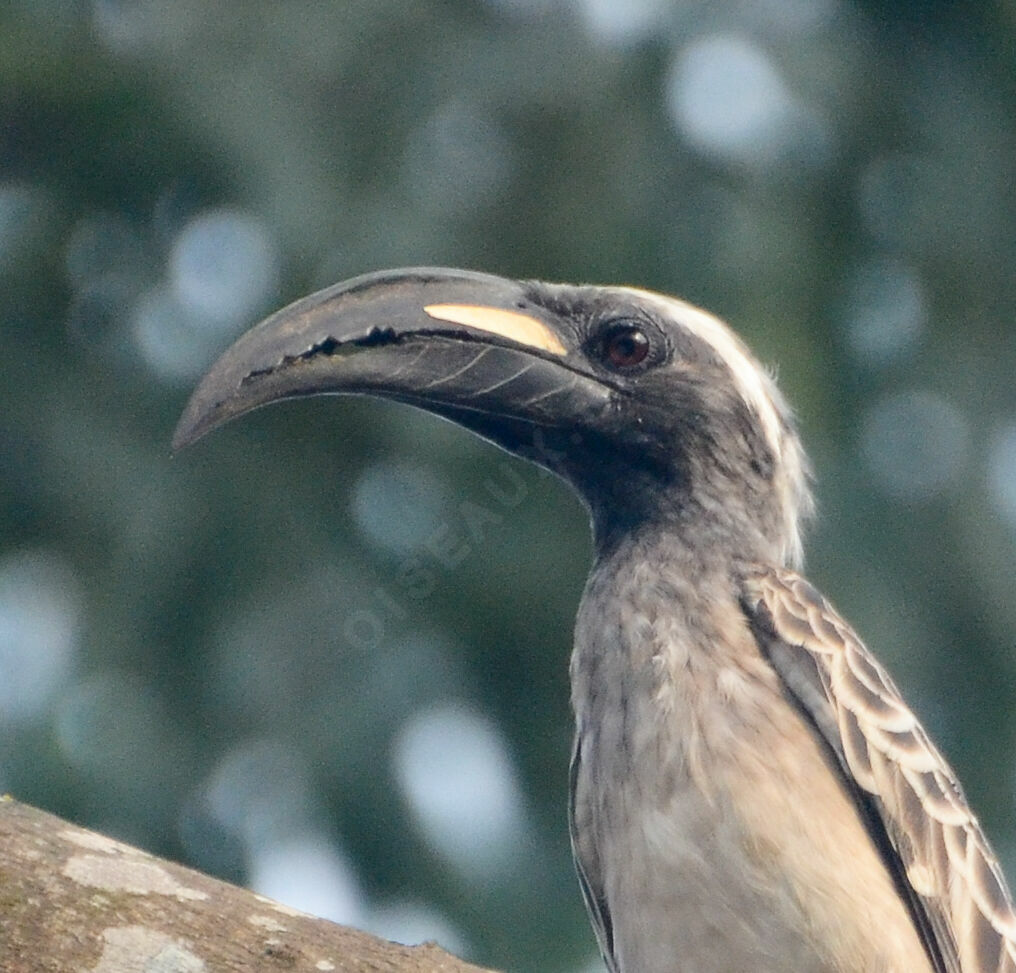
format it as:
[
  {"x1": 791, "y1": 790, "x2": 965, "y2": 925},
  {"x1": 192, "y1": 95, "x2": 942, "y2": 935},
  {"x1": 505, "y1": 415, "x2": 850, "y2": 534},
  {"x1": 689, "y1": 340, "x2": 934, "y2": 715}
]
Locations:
[{"x1": 2, "y1": 2, "x2": 1016, "y2": 971}]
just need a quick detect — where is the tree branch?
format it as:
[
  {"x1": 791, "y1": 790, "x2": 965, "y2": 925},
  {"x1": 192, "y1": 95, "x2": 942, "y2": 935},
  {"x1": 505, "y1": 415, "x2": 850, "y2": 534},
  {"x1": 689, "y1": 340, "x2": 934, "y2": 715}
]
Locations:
[{"x1": 0, "y1": 796, "x2": 498, "y2": 972}]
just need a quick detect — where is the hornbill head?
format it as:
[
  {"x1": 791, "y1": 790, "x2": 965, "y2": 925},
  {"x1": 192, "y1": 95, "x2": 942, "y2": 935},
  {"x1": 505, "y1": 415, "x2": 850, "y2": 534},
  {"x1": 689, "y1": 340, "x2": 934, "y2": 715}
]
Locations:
[{"x1": 174, "y1": 268, "x2": 810, "y2": 564}]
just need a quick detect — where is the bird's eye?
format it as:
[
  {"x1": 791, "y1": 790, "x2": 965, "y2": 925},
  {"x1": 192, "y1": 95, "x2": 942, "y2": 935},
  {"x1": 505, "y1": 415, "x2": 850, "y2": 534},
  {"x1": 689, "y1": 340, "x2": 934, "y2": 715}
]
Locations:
[{"x1": 600, "y1": 322, "x2": 651, "y2": 371}]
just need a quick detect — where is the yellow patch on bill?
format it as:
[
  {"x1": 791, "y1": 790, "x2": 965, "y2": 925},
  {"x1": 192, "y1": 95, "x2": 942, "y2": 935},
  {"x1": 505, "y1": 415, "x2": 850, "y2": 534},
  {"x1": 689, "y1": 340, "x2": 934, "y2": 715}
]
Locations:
[{"x1": 424, "y1": 304, "x2": 566, "y2": 356}]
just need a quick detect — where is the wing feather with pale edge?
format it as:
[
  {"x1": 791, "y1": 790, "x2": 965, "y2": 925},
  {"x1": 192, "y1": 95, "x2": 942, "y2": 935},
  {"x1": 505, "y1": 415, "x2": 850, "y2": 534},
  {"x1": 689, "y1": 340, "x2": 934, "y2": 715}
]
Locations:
[{"x1": 743, "y1": 566, "x2": 1016, "y2": 973}]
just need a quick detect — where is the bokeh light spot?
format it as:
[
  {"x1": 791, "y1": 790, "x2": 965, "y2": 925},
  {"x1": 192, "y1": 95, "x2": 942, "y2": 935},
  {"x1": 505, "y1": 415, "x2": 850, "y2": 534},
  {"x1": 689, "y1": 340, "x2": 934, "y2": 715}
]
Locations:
[
  {"x1": 0, "y1": 183, "x2": 53, "y2": 270},
  {"x1": 64, "y1": 212, "x2": 143, "y2": 288},
  {"x1": 402, "y1": 101, "x2": 516, "y2": 217},
  {"x1": 248, "y1": 831, "x2": 368, "y2": 926},
  {"x1": 840, "y1": 258, "x2": 926, "y2": 365},
  {"x1": 666, "y1": 34, "x2": 831, "y2": 170},
  {"x1": 54, "y1": 670, "x2": 168, "y2": 780},
  {"x1": 0, "y1": 551, "x2": 79, "y2": 724},
  {"x1": 91, "y1": 0, "x2": 182, "y2": 54},
  {"x1": 860, "y1": 389, "x2": 969, "y2": 501},
  {"x1": 131, "y1": 285, "x2": 225, "y2": 382},
  {"x1": 201, "y1": 738, "x2": 316, "y2": 844},
  {"x1": 169, "y1": 208, "x2": 279, "y2": 325},
  {"x1": 393, "y1": 702, "x2": 529, "y2": 880},
  {"x1": 573, "y1": 0, "x2": 668, "y2": 46},
  {"x1": 987, "y1": 423, "x2": 1016, "y2": 527},
  {"x1": 352, "y1": 460, "x2": 449, "y2": 556}
]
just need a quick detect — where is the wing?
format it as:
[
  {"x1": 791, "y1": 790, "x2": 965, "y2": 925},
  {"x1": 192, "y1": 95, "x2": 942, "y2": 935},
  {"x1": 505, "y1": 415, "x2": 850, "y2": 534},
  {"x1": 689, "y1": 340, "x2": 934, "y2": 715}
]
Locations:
[
  {"x1": 742, "y1": 565, "x2": 1016, "y2": 973},
  {"x1": 569, "y1": 736, "x2": 618, "y2": 973}
]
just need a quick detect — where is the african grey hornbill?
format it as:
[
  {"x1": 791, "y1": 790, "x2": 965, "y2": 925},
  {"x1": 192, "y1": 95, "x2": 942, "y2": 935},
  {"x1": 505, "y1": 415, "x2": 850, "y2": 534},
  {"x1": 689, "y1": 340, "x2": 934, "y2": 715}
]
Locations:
[{"x1": 175, "y1": 267, "x2": 1016, "y2": 972}]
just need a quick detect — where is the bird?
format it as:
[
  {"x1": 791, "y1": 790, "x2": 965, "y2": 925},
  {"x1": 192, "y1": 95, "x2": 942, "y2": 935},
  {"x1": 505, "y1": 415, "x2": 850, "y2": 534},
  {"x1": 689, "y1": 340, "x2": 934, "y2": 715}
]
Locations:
[{"x1": 175, "y1": 267, "x2": 1016, "y2": 973}]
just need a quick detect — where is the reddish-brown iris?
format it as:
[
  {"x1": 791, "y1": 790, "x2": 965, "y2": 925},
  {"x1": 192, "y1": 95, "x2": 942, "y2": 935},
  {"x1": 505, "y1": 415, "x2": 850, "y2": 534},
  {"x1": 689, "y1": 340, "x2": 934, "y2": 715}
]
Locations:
[{"x1": 602, "y1": 324, "x2": 650, "y2": 369}]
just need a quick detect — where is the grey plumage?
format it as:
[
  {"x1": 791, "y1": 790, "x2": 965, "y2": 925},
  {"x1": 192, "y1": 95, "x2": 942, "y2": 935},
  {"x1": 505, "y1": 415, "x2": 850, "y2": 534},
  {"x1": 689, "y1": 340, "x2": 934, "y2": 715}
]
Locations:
[
  {"x1": 175, "y1": 267, "x2": 1016, "y2": 972},
  {"x1": 571, "y1": 534, "x2": 934, "y2": 972}
]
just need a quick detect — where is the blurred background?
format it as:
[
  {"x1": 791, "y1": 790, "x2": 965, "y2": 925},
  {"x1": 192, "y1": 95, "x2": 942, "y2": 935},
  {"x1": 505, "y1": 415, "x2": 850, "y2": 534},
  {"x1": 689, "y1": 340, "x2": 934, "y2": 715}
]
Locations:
[{"x1": 2, "y1": 1, "x2": 1016, "y2": 970}]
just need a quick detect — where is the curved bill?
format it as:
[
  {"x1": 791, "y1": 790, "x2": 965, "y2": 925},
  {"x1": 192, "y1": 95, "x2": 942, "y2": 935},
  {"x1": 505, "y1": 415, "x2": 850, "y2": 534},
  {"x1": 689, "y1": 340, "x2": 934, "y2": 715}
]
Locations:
[{"x1": 172, "y1": 267, "x2": 611, "y2": 458}]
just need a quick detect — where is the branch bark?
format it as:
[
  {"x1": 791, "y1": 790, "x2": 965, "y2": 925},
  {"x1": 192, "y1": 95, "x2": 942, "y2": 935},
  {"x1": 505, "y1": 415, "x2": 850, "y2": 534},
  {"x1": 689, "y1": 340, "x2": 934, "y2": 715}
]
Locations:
[{"x1": 0, "y1": 796, "x2": 498, "y2": 972}]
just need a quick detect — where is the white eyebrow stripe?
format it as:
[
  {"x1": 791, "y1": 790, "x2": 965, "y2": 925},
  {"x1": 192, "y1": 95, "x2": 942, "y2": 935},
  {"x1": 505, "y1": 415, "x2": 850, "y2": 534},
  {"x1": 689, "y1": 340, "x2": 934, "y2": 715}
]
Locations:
[{"x1": 621, "y1": 288, "x2": 785, "y2": 461}]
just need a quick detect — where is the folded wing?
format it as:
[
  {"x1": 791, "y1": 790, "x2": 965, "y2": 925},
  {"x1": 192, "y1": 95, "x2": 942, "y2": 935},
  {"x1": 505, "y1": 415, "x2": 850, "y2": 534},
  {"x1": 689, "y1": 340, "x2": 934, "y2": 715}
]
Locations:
[{"x1": 743, "y1": 567, "x2": 1016, "y2": 973}]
